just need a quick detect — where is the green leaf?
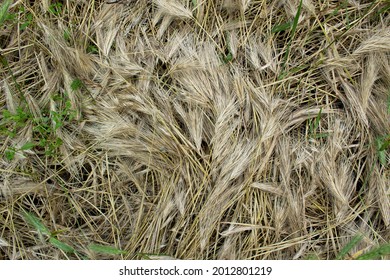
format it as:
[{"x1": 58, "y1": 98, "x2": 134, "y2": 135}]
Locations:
[
  {"x1": 55, "y1": 137, "x2": 63, "y2": 146},
  {"x1": 22, "y1": 211, "x2": 51, "y2": 236},
  {"x1": 310, "y1": 132, "x2": 329, "y2": 139},
  {"x1": 20, "y1": 142, "x2": 35, "y2": 151},
  {"x1": 5, "y1": 148, "x2": 15, "y2": 160},
  {"x1": 292, "y1": 0, "x2": 303, "y2": 34},
  {"x1": 2, "y1": 109, "x2": 12, "y2": 119},
  {"x1": 357, "y1": 243, "x2": 390, "y2": 260},
  {"x1": 87, "y1": 44, "x2": 98, "y2": 54},
  {"x1": 49, "y1": 237, "x2": 75, "y2": 253},
  {"x1": 5, "y1": 12, "x2": 15, "y2": 22},
  {"x1": 88, "y1": 243, "x2": 127, "y2": 255},
  {"x1": 272, "y1": 21, "x2": 292, "y2": 33},
  {"x1": 6, "y1": 129, "x2": 16, "y2": 138},
  {"x1": 20, "y1": 13, "x2": 33, "y2": 30},
  {"x1": 71, "y1": 79, "x2": 83, "y2": 91},
  {"x1": 313, "y1": 108, "x2": 323, "y2": 131},
  {"x1": 0, "y1": 53, "x2": 9, "y2": 67},
  {"x1": 378, "y1": 150, "x2": 387, "y2": 166},
  {"x1": 0, "y1": 0, "x2": 12, "y2": 26},
  {"x1": 377, "y1": 4, "x2": 390, "y2": 15},
  {"x1": 49, "y1": 3, "x2": 63, "y2": 16},
  {"x1": 39, "y1": 138, "x2": 47, "y2": 147},
  {"x1": 223, "y1": 53, "x2": 233, "y2": 63},
  {"x1": 20, "y1": 22, "x2": 29, "y2": 30},
  {"x1": 376, "y1": 136, "x2": 389, "y2": 166},
  {"x1": 387, "y1": 89, "x2": 390, "y2": 114},
  {"x1": 379, "y1": 137, "x2": 390, "y2": 151},
  {"x1": 63, "y1": 28, "x2": 70, "y2": 41},
  {"x1": 280, "y1": 0, "x2": 303, "y2": 77},
  {"x1": 51, "y1": 93, "x2": 63, "y2": 102},
  {"x1": 336, "y1": 234, "x2": 363, "y2": 260}
]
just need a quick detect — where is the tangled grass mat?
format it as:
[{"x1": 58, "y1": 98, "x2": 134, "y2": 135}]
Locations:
[{"x1": 0, "y1": 0, "x2": 389, "y2": 259}]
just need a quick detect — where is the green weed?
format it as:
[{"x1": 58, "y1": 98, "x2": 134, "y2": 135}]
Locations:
[
  {"x1": 0, "y1": 3, "x2": 34, "y2": 30},
  {"x1": 49, "y1": 2, "x2": 63, "y2": 16},
  {"x1": 4, "y1": 142, "x2": 35, "y2": 161},
  {"x1": 375, "y1": 134, "x2": 389, "y2": 167},
  {"x1": 49, "y1": 237, "x2": 76, "y2": 254},
  {"x1": 307, "y1": 108, "x2": 329, "y2": 139},
  {"x1": 356, "y1": 243, "x2": 390, "y2": 260},
  {"x1": 0, "y1": 83, "x2": 78, "y2": 160},
  {"x1": 222, "y1": 52, "x2": 233, "y2": 64},
  {"x1": 272, "y1": 21, "x2": 292, "y2": 33},
  {"x1": 279, "y1": 0, "x2": 303, "y2": 79},
  {"x1": 19, "y1": 9, "x2": 33, "y2": 31},
  {"x1": 376, "y1": 1, "x2": 390, "y2": 16},
  {"x1": 63, "y1": 28, "x2": 71, "y2": 41},
  {"x1": 23, "y1": 210, "x2": 126, "y2": 258},
  {"x1": 305, "y1": 234, "x2": 390, "y2": 260},
  {"x1": 337, "y1": 234, "x2": 390, "y2": 260},
  {"x1": 70, "y1": 79, "x2": 83, "y2": 91},
  {"x1": 221, "y1": 32, "x2": 234, "y2": 64},
  {"x1": 336, "y1": 234, "x2": 363, "y2": 260},
  {"x1": 1, "y1": 107, "x2": 31, "y2": 138},
  {"x1": 0, "y1": 0, "x2": 12, "y2": 26},
  {"x1": 23, "y1": 210, "x2": 78, "y2": 256},
  {"x1": 87, "y1": 44, "x2": 99, "y2": 54}
]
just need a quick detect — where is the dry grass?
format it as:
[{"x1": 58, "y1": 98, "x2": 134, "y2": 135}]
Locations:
[{"x1": 0, "y1": 0, "x2": 389, "y2": 260}]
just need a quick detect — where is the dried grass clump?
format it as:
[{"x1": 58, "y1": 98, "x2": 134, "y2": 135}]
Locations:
[{"x1": 0, "y1": 0, "x2": 389, "y2": 259}]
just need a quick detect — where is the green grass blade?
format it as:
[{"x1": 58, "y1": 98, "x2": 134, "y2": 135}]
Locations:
[
  {"x1": 310, "y1": 132, "x2": 329, "y2": 139},
  {"x1": 5, "y1": 148, "x2": 15, "y2": 161},
  {"x1": 378, "y1": 135, "x2": 390, "y2": 151},
  {"x1": 272, "y1": 21, "x2": 292, "y2": 33},
  {"x1": 336, "y1": 234, "x2": 363, "y2": 260},
  {"x1": 356, "y1": 243, "x2": 390, "y2": 260},
  {"x1": 280, "y1": 0, "x2": 303, "y2": 77},
  {"x1": 22, "y1": 210, "x2": 51, "y2": 236},
  {"x1": 20, "y1": 142, "x2": 35, "y2": 151},
  {"x1": 378, "y1": 150, "x2": 387, "y2": 166},
  {"x1": 376, "y1": 135, "x2": 389, "y2": 166},
  {"x1": 313, "y1": 108, "x2": 323, "y2": 132},
  {"x1": 0, "y1": 0, "x2": 12, "y2": 26},
  {"x1": 49, "y1": 237, "x2": 75, "y2": 254},
  {"x1": 70, "y1": 79, "x2": 83, "y2": 91},
  {"x1": 88, "y1": 243, "x2": 127, "y2": 255},
  {"x1": 291, "y1": 0, "x2": 303, "y2": 37},
  {"x1": 222, "y1": 52, "x2": 233, "y2": 63}
]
